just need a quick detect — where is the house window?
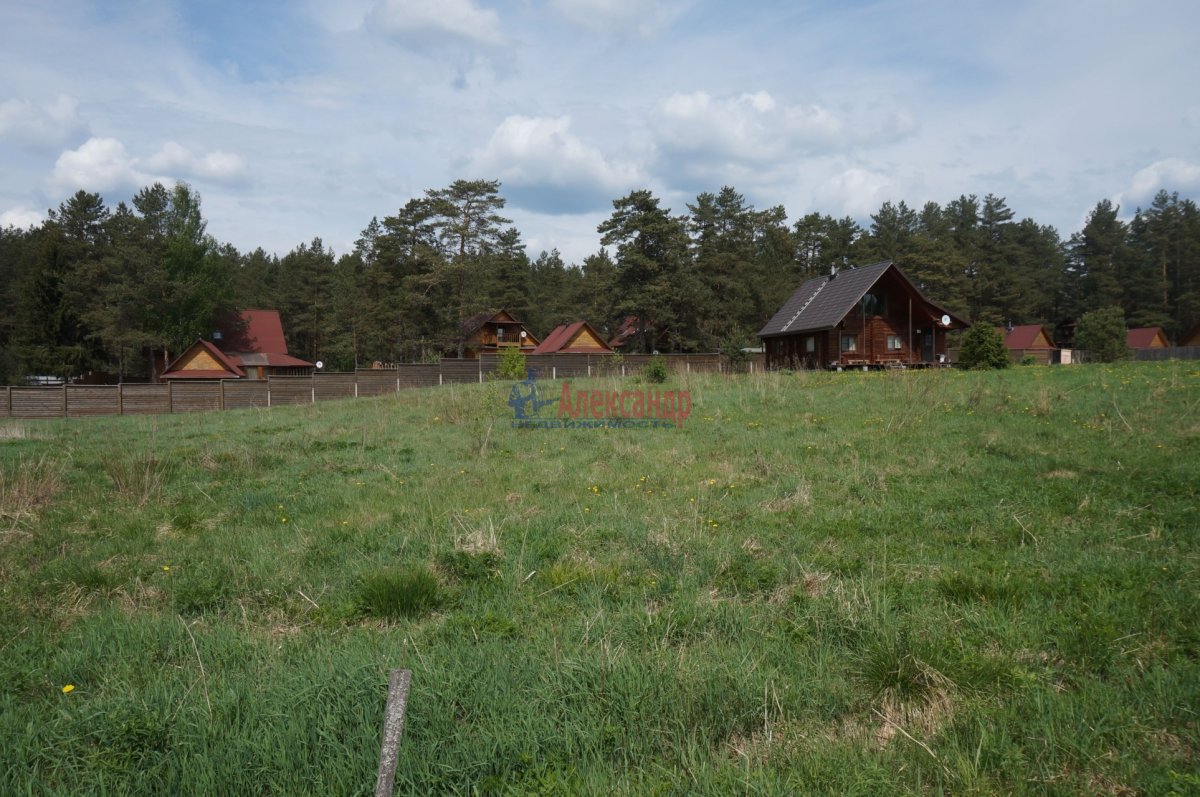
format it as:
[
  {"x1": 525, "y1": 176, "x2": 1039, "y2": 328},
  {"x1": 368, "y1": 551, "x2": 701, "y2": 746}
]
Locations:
[
  {"x1": 862, "y1": 292, "x2": 887, "y2": 317},
  {"x1": 841, "y1": 334, "x2": 857, "y2": 352},
  {"x1": 805, "y1": 336, "x2": 815, "y2": 353},
  {"x1": 886, "y1": 335, "x2": 902, "y2": 350},
  {"x1": 497, "y1": 326, "x2": 505, "y2": 340}
]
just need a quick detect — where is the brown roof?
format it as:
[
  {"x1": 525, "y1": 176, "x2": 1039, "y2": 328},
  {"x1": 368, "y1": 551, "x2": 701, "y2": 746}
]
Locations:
[
  {"x1": 608, "y1": 316, "x2": 644, "y2": 349},
  {"x1": 758, "y1": 261, "x2": 966, "y2": 337},
  {"x1": 532, "y1": 322, "x2": 614, "y2": 354},
  {"x1": 998, "y1": 324, "x2": 1056, "y2": 350},
  {"x1": 1127, "y1": 327, "x2": 1167, "y2": 348}
]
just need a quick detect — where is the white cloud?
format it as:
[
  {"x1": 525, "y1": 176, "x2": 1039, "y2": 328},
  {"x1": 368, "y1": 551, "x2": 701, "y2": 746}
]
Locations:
[
  {"x1": 49, "y1": 137, "x2": 249, "y2": 194},
  {"x1": 0, "y1": 206, "x2": 45, "y2": 230},
  {"x1": 1125, "y1": 159, "x2": 1200, "y2": 204},
  {"x1": 654, "y1": 91, "x2": 843, "y2": 166},
  {"x1": 367, "y1": 0, "x2": 505, "y2": 47},
  {"x1": 469, "y1": 115, "x2": 643, "y2": 213},
  {"x1": 0, "y1": 94, "x2": 89, "y2": 152},
  {"x1": 50, "y1": 137, "x2": 142, "y2": 193},
  {"x1": 144, "y1": 141, "x2": 249, "y2": 182},
  {"x1": 547, "y1": 0, "x2": 673, "y2": 36},
  {"x1": 815, "y1": 168, "x2": 896, "y2": 218}
]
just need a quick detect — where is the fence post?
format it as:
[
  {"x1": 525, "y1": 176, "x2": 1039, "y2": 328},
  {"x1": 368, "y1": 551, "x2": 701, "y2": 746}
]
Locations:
[
  {"x1": 118, "y1": 384, "x2": 124, "y2": 415},
  {"x1": 168, "y1": 380, "x2": 174, "y2": 413},
  {"x1": 62, "y1": 385, "x2": 68, "y2": 418},
  {"x1": 219, "y1": 380, "x2": 226, "y2": 411},
  {"x1": 267, "y1": 379, "x2": 272, "y2": 408},
  {"x1": 552, "y1": 366, "x2": 556, "y2": 380},
  {"x1": 622, "y1": 365, "x2": 625, "y2": 377}
]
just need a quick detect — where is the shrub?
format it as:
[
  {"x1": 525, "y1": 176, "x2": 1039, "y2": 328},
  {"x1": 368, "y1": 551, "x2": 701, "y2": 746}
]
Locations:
[
  {"x1": 1020, "y1": 355, "x2": 1038, "y2": 366},
  {"x1": 1074, "y1": 306, "x2": 1129, "y2": 362},
  {"x1": 495, "y1": 345, "x2": 527, "y2": 381},
  {"x1": 958, "y1": 323, "x2": 1010, "y2": 370},
  {"x1": 642, "y1": 355, "x2": 668, "y2": 384},
  {"x1": 355, "y1": 565, "x2": 441, "y2": 620}
]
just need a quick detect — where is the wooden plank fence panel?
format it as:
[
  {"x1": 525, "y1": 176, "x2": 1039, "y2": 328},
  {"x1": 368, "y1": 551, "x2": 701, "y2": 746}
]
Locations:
[
  {"x1": 172, "y1": 382, "x2": 223, "y2": 413},
  {"x1": 10, "y1": 388, "x2": 65, "y2": 419},
  {"x1": 1133, "y1": 346, "x2": 1200, "y2": 361},
  {"x1": 268, "y1": 376, "x2": 314, "y2": 406},
  {"x1": 223, "y1": 381, "x2": 269, "y2": 409},
  {"x1": 439, "y1": 359, "x2": 481, "y2": 384},
  {"x1": 397, "y1": 365, "x2": 439, "y2": 389},
  {"x1": 1, "y1": 387, "x2": 10, "y2": 418},
  {"x1": 356, "y1": 370, "x2": 399, "y2": 396},
  {"x1": 314, "y1": 373, "x2": 356, "y2": 401},
  {"x1": 120, "y1": 384, "x2": 170, "y2": 415},
  {"x1": 66, "y1": 386, "x2": 120, "y2": 417}
]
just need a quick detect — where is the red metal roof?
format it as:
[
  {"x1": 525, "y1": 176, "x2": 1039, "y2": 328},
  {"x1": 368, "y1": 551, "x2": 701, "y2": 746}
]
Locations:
[
  {"x1": 1127, "y1": 327, "x2": 1167, "y2": 348},
  {"x1": 219, "y1": 309, "x2": 290, "y2": 355},
  {"x1": 998, "y1": 324, "x2": 1056, "y2": 350}
]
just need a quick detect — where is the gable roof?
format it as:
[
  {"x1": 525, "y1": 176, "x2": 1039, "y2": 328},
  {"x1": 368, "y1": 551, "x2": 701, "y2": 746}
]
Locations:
[
  {"x1": 461, "y1": 310, "x2": 524, "y2": 338},
  {"x1": 1181, "y1": 320, "x2": 1200, "y2": 347},
  {"x1": 758, "y1": 261, "x2": 965, "y2": 337},
  {"x1": 999, "y1": 324, "x2": 1056, "y2": 350},
  {"x1": 161, "y1": 339, "x2": 246, "y2": 379},
  {"x1": 1127, "y1": 327, "x2": 1168, "y2": 348},
  {"x1": 217, "y1": 309, "x2": 290, "y2": 355},
  {"x1": 532, "y1": 322, "x2": 614, "y2": 354}
]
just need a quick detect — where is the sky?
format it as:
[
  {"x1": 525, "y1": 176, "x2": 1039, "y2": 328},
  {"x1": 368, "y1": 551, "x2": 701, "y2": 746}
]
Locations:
[{"x1": 2, "y1": 0, "x2": 1199, "y2": 265}]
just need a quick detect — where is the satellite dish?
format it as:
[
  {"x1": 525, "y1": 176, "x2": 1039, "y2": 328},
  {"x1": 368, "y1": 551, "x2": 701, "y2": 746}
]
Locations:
[
  {"x1": 520, "y1": 330, "x2": 527, "y2": 338},
  {"x1": 315, "y1": 360, "x2": 324, "y2": 369},
  {"x1": 940, "y1": 314, "x2": 951, "y2": 326}
]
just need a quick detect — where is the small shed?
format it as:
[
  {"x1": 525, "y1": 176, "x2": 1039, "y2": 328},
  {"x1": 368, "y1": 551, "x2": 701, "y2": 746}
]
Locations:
[
  {"x1": 460, "y1": 311, "x2": 540, "y2": 359},
  {"x1": 997, "y1": 324, "x2": 1058, "y2": 364},
  {"x1": 1127, "y1": 327, "x2": 1169, "y2": 349},
  {"x1": 532, "y1": 322, "x2": 614, "y2": 355}
]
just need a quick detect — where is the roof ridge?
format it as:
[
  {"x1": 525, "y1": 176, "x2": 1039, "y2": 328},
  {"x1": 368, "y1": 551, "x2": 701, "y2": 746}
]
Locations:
[{"x1": 780, "y1": 278, "x2": 830, "y2": 333}]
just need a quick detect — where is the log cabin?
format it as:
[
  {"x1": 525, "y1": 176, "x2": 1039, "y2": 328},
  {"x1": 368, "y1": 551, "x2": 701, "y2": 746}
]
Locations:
[
  {"x1": 460, "y1": 311, "x2": 540, "y2": 358},
  {"x1": 758, "y1": 261, "x2": 967, "y2": 370}
]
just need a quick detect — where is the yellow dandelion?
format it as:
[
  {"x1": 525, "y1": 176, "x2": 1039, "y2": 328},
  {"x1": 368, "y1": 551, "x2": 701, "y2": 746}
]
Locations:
[
  {"x1": 162, "y1": 566, "x2": 170, "y2": 572},
  {"x1": 61, "y1": 684, "x2": 74, "y2": 694}
]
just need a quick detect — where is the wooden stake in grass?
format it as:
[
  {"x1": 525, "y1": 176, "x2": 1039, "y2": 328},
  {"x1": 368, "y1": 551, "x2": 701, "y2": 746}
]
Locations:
[{"x1": 375, "y1": 668, "x2": 412, "y2": 797}]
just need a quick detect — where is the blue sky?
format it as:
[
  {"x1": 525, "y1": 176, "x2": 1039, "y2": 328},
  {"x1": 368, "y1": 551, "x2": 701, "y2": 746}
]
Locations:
[{"x1": 2, "y1": 0, "x2": 1198, "y2": 264}]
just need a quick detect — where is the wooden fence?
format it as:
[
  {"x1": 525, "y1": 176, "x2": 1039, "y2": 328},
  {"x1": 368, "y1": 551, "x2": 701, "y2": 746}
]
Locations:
[{"x1": 0, "y1": 352, "x2": 763, "y2": 420}]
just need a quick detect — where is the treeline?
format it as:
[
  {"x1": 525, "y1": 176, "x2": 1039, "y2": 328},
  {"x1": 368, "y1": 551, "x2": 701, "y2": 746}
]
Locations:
[{"x1": 1, "y1": 179, "x2": 1198, "y2": 383}]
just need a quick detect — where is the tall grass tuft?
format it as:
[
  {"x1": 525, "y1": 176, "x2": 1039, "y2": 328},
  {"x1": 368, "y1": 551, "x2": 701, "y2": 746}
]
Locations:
[
  {"x1": 355, "y1": 565, "x2": 441, "y2": 620},
  {"x1": 0, "y1": 454, "x2": 64, "y2": 529},
  {"x1": 106, "y1": 452, "x2": 175, "y2": 507}
]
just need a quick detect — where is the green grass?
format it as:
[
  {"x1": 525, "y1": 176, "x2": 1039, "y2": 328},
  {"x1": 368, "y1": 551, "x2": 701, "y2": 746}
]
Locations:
[{"x1": 1, "y1": 362, "x2": 1197, "y2": 795}]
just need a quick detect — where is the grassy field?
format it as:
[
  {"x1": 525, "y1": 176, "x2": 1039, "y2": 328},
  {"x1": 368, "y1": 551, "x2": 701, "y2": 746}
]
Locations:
[{"x1": 1, "y1": 362, "x2": 1198, "y2": 796}]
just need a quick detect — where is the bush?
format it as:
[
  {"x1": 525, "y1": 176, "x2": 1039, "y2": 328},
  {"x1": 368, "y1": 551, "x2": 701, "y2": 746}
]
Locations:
[
  {"x1": 958, "y1": 323, "x2": 1010, "y2": 370},
  {"x1": 495, "y1": 345, "x2": 527, "y2": 381},
  {"x1": 355, "y1": 565, "x2": 441, "y2": 619},
  {"x1": 642, "y1": 355, "x2": 668, "y2": 384},
  {"x1": 1074, "y1": 306, "x2": 1129, "y2": 362}
]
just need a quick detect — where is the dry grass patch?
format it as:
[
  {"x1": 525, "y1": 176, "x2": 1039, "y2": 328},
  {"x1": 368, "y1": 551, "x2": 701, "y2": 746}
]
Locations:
[{"x1": 1, "y1": 454, "x2": 65, "y2": 530}]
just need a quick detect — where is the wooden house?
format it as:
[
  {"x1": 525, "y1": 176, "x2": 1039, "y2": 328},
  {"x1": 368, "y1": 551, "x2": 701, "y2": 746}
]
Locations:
[
  {"x1": 460, "y1": 311, "x2": 540, "y2": 359},
  {"x1": 532, "y1": 322, "x2": 615, "y2": 355},
  {"x1": 608, "y1": 316, "x2": 670, "y2": 353},
  {"x1": 997, "y1": 324, "x2": 1058, "y2": 364},
  {"x1": 1127, "y1": 327, "x2": 1169, "y2": 349},
  {"x1": 758, "y1": 261, "x2": 967, "y2": 370},
  {"x1": 161, "y1": 309, "x2": 314, "y2": 380}
]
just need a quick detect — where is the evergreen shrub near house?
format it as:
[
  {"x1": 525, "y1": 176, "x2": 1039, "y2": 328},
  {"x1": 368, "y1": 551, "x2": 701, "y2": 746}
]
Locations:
[
  {"x1": 958, "y1": 323, "x2": 1010, "y2": 370},
  {"x1": 642, "y1": 355, "x2": 668, "y2": 384},
  {"x1": 1075, "y1": 306, "x2": 1129, "y2": 363}
]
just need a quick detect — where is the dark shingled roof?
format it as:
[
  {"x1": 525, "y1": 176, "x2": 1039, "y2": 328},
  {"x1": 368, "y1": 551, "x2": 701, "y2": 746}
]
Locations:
[{"x1": 758, "y1": 261, "x2": 965, "y2": 337}]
